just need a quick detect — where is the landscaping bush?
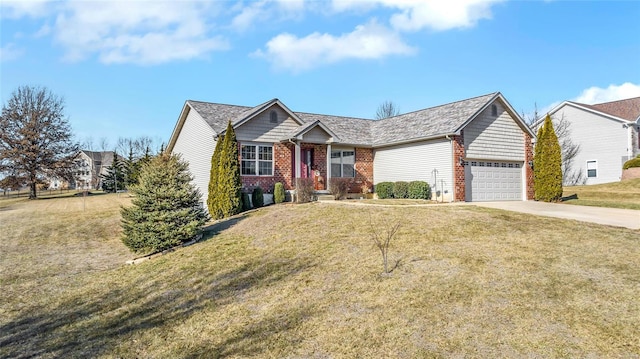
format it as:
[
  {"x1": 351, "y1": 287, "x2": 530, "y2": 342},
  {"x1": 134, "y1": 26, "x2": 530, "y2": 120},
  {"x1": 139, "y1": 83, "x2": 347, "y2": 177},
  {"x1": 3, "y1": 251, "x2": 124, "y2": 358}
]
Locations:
[
  {"x1": 408, "y1": 181, "x2": 431, "y2": 200},
  {"x1": 393, "y1": 181, "x2": 409, "y2": 199},
  {"x1": 623, "y1": 155, "x2": 640, "y2": 170},
  {"x1": 241, "y1": 192, "x2": 251, "y2": 211},
  {"x1": 296, "y1": 178, "x2": 315, "y2": 203},
  {"x1": 207, "y1": 121, "x2": 242, "y2": 219},
  {"x1": 329, "y1": 177, "x2": 350, "y2": 200},
  {"x1": 534, "y1": 115, "x2": 563, "y2": 202},
  {"x1": 274, "y1": 182, "x2": 285, "y2": 203},
  {"x1": 252, "y1": 187, "x2": 264, "y2": 208},
  {"x1": 376, "y1": 182, "x2": 394, "y2": 199},
  {"x1": 120, "y1": 153, "x2": 208, "y2": 254}
]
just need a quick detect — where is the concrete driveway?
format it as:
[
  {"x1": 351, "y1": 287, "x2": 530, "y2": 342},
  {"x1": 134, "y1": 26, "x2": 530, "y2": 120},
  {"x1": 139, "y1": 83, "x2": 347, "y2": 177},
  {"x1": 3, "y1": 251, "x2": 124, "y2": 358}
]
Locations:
[{"x1": 472, "y1": 201, "x2": 640, "y2": 230}]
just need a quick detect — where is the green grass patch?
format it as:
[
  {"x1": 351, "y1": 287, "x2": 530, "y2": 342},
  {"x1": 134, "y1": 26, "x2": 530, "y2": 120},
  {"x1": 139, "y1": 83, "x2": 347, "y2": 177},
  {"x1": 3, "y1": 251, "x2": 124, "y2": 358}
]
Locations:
[{"x1": 1, "y1": 197, "x2": 639, "y2": 357}]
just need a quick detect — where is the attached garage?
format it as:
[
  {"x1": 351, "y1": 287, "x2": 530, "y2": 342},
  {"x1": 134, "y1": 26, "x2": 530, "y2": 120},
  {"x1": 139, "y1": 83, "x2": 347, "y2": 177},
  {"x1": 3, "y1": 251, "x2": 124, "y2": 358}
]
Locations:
[{"x1": 465, "y1": 160, "x2": 523, "y2": 201}]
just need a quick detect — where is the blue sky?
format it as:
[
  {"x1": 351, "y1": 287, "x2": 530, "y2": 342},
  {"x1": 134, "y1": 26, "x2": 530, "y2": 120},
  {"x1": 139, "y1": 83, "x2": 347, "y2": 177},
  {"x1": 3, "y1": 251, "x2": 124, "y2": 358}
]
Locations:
[{"x1": 1, "y1": 0, "x2": 639, "y2": 149}]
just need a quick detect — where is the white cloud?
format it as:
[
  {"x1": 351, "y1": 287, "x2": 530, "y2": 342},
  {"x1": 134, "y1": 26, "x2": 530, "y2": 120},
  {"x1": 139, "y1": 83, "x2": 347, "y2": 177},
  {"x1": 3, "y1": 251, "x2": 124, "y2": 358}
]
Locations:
[
  {"x1": 231, "y1": 1, "x2": 269, "y2": 32},
  {"x1": 254, "y1": 20, "x2": 416, "y2": 72},
  {"x1": 572, "y1": 82, "x2": 640, "y2": 105},
  {"x1": 331, "y1": 0, "x2": 503, "y2": 31},
  {"x1": 49, "y1": 1, "x2": 229, "y2": 65},
  {"x1": 0, "y1": 43, "x2": 24, "y2": 62},
  {"x1": 0, "y1": 0, "x2": 52, "y2": 19}
]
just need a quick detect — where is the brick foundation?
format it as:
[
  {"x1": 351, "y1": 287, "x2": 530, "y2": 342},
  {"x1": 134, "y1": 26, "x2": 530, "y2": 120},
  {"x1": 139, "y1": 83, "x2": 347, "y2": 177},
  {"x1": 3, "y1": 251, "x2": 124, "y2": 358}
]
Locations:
[{"x1": 452, "y1": 134, "x2": 466, "y2": 201}]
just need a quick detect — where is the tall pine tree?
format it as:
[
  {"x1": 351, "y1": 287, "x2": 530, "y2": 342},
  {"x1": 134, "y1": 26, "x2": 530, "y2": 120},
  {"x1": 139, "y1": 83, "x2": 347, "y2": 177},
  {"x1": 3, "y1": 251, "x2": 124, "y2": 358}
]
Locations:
[
  {"x1": 534, "y1": 114, "x2": 563, "y2": 202},
  {"x1": 207, "y1": 121, "x2": 242, "y2": 219},
  {"x1": 121, "y1": 153, "x2": 208, "y2": 253}
]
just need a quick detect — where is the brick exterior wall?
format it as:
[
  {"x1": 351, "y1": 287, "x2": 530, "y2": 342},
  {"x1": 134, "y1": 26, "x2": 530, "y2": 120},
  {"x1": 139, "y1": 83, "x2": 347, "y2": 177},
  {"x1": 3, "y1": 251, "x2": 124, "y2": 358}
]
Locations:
[
  {"x1": 352, "y1": 148, "x2": 374, "y2": 193},
  {"x1": 452, "y1": 134, "x2": 466, "y2": 201},
  {"x1": 524, "y1": 133, "x2": 534, "y2": 200},
  {"x1": 241, "y1": 142, "x2": 293, "y2": 193}
]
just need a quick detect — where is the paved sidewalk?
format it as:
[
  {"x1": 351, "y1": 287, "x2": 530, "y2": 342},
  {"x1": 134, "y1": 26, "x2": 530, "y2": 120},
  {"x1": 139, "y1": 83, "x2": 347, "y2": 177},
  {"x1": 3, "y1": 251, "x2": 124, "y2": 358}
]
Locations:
[{"x1": 472, "y1": 201, "x2": 640, "y2": 230}]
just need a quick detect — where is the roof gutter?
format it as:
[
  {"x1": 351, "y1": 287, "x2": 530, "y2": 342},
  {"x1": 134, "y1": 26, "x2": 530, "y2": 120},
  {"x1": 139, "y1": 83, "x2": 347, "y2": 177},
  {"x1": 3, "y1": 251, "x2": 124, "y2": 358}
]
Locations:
[{"x1": 372, "y1": 133, "x2": 457, "y2": 149}]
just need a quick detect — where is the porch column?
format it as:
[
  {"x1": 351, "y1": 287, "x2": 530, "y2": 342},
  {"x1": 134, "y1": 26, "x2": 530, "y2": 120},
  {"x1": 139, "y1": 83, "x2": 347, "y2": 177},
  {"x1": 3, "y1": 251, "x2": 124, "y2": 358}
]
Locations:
[
  {"x1": 326, "y1": 143, "x2": 332, "y2": 189},
  {"x1": 294, "y1": 141, "x2": 301, "y2": 179}
]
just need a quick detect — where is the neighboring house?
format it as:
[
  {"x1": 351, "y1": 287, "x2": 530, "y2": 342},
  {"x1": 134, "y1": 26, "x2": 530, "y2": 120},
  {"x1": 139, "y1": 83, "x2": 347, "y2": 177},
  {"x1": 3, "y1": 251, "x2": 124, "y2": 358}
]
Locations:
[
  {"x1": 73, "y1": 150, "x2": 119, "y2": 190},
  {"x1": 167, "y1": 92, "x2": 535, "y2": 206},
  {"x1": 538, "y1": 97, "x2": 640, "y2": 185}
]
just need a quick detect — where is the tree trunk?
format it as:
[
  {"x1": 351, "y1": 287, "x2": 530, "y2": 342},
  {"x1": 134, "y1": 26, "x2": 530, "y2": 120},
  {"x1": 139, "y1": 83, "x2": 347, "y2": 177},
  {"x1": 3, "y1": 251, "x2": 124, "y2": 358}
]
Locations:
[{"x1": 29, "y1": 180, "x2": 37, "y2": 199}]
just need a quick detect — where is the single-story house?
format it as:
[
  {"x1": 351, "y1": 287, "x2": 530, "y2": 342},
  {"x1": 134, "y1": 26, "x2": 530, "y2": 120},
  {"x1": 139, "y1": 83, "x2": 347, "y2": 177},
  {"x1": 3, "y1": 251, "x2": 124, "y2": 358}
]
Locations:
[
  {"x1": 537, "y1": 97, "x2": 640, "y2": 185},
  {"x1": 167, "y1": 92, "x2": 535, "y2": 206}
]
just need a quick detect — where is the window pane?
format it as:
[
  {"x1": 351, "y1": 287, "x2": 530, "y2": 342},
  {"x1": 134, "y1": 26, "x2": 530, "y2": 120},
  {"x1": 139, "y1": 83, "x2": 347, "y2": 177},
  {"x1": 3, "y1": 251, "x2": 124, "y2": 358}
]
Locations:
[
  {"x1": 241, "y1": 145, "x2": 256, "y2": 160},
  {"x1": 342, "y1": 151, "x2": 355, "y2": 177},
  {"x1": 331, "y1": 151, "x2": 341, "y2": 159},
  {"x1": 331, "y1": 151, "x2": 342, "y2": 177},
  {"x1": 242, "y1": 160, "x2": 256, "y2": 175},
  {"x1": 587, "y1": 169, "x2": 596, "y2": 178},
  {"x1": 259, "y1": 161, "x2": 272, "y2": 176},
  {"x1": 258, "y1": 146, "x2": 272, "y2": 160},
  {"x1": 331, "y1": 164, "x2": 342, "y2": 177}
]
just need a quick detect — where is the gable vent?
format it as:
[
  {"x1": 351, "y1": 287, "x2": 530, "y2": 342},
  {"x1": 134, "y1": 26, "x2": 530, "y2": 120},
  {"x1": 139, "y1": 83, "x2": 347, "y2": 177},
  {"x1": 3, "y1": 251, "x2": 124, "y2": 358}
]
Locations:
[{"x1": 270, "y1": 110, "x2": 278, "y2": 123}]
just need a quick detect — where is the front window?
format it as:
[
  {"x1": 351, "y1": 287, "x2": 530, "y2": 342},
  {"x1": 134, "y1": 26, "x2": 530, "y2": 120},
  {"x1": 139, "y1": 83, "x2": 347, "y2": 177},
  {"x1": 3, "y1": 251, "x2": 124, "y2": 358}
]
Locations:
[
  {"x1": 331, "y1": 149, "x2": 355, "y2": 177},
  {"x1": 241, "y1": 144, "x2": 273, "y2": 176},
  {"x1": 587, "y1": 160, "x2": 597, "y2": 178}
]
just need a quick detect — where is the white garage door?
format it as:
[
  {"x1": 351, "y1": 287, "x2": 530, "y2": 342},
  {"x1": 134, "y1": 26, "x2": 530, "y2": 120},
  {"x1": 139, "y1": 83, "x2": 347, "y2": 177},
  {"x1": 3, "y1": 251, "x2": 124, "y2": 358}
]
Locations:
[{"x1": 465, "y1": 160, "x2": 522, "y2": 201}]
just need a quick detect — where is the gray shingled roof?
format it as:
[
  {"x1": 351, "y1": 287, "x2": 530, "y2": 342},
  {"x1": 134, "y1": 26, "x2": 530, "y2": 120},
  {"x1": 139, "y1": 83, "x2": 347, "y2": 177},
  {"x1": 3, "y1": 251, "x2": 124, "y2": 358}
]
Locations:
[
  {"x1": 371, "y1": 93, "x2": 497, "y2": 146},
  {"x1": 186, "y1": 92, "x2": 500, "y2": 147}
]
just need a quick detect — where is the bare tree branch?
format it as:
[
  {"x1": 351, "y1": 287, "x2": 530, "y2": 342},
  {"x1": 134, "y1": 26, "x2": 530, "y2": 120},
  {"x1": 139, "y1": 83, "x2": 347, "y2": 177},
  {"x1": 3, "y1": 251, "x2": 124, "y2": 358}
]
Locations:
[{"x1": 375, "y1": 100, "x2": 400, "y2": 120}]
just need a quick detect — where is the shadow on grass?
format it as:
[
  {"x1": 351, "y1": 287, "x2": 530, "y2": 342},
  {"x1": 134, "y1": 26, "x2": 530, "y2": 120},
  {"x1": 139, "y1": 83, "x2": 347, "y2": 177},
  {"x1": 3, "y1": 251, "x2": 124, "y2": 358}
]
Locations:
[{"x1": 0, "y1": 256, "x2": 316, "y2": 358}]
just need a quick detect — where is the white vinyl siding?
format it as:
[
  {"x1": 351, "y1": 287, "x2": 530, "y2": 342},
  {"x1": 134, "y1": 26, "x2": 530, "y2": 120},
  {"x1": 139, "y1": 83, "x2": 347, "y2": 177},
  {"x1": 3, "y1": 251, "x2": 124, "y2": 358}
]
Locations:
[
  {"x1": 373, "y1": 138, "x2": 453, "y2": 200},
  {"x1": 464, "y1": 101, "x2": 525, "y2": 161},
  {"x1": 550, "y1": 105, "x2": 630, "y2": 185},
  {"x1": 235, "y1": 105, "x2": 300, "y2": 142},
  {"x1": 171, "y1": 108, "x2": 216, "y2": 208}
]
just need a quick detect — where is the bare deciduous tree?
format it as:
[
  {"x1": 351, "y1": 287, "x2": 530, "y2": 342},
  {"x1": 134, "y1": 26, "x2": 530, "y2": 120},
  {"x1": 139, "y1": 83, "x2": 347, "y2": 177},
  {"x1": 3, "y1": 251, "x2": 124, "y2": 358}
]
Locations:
[
  {"x1": 375, "y1": 100, "x2": 400, "y2": 120},
  {"x1": 0, "y1": 86, "x2": 79, "y2": 199},
  {"x1": 369, "y1": 213, "x2": 401, "y2": 274}
]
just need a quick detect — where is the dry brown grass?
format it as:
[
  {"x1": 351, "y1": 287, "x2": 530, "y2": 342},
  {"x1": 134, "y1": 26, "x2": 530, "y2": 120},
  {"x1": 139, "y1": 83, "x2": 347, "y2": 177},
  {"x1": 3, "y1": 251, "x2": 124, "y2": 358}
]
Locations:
[
  {"x1": 1, "y1": 197, "x2": 639, "y2": 358},
  {"x1": 563, "y1": 178, "x2": 640, "y2": 210}
]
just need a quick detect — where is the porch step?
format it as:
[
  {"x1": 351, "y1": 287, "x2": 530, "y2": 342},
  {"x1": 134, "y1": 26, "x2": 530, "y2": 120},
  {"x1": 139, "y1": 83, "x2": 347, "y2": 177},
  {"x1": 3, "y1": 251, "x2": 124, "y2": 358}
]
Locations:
[{"x1": 317, "y1": 195, "x2": 335, "y2": 201}]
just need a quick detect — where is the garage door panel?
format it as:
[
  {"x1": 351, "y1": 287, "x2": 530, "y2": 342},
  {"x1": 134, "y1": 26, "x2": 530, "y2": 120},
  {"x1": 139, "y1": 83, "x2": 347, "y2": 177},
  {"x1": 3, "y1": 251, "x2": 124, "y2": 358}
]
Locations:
[{"x1": 465, "y1": 161, "x2": 522, "y2": 201}]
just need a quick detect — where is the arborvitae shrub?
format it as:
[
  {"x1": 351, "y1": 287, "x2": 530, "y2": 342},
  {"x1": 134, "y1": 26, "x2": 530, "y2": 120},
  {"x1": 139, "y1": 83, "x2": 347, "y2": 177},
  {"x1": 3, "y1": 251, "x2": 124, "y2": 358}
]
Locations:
[
  {"x1": 252, "y1": 187, "x2": 264, "y2": 208},
  {"x1": 296, "y1": 178, "x2": 315, "y2": 203},
  {"x1": 623, "y1": 155, "x2": 640, "y2": 170},
  {"x1": 393, "y1": 181, "x2": 409, "y2": 199},
  {"x1": 408, "y1": 181, "x2": 431, "y2": 199},
  {"x1": 241, "y1": 192, "x2": 251, "y2": 211},
  {"x1": 329, "y1": 177, "x2": 350, "y2": 200},
  {"x1": 376, "y1": 182, "x2": 394, "y2": 199},
  {"x1": 120, "y1": 154, "x2": 208, "y2": 254},
  {"x1": 534, "y1": 115, "x2": 563, "y2": 202},
  {"x1": 208, "y1": 121, "x2": 242, "y2": 219},
  {"x1": 274, "y1": 182, "x2": 285, "y2": 203}
]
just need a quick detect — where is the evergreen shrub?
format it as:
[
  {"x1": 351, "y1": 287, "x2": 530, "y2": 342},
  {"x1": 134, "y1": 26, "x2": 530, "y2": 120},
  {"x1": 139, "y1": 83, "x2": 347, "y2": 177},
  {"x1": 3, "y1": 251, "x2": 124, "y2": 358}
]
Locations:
[
  {"x1": 274, "y1": 182, "x2": 285, "y2": 203},
  {"x1": 393, "y1": 181, "x2": 409, "y2": 199},
  {"x1": 252, "y1": 187, "x2": 264, "y2": 208},
  {"x1": 376, "y1": 182, "x2": 394, "y2": 199},
  {"x1": 623, "y1": 155, "x2": 640, "y2": 170},
  {"x1": 408, "y1": 181, "x2": 431, "y2": 199},
  {"x1": 120, "y1": 154, "x2": 208, "y2": 253}
]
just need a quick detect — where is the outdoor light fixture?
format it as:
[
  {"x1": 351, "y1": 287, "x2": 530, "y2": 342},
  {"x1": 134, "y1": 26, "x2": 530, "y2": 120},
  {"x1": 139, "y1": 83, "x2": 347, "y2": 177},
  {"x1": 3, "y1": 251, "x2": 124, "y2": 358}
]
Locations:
[
  {"x1": 459, "y1": 157, "x2": 465, "y2": 166},
  {"x1": 528, "y1": 160, "x2": 534, "y2": 169}
]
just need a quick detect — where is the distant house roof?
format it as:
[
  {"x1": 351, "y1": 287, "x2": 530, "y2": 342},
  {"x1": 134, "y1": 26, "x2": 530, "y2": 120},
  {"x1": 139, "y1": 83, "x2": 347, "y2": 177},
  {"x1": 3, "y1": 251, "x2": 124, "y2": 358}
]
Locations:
[
  {"x1": 541, "y1": 97, "x2": 640, "y2": 127},
  {"x1": 573, "y1": 97, "x2": 640, "y2": 122},
  {"x1": 172, "y1": 92, "x2": 531, "y2": 149}
]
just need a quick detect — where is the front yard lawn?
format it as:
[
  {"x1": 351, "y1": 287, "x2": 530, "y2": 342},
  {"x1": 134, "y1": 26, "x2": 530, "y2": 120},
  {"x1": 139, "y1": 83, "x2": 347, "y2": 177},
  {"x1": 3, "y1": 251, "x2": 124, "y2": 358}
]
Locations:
[
  {"x1": 563, "y1": 178, "x2": 640, "y2": 210},
  {"x1": 1, "y1": 195, "x2": 639, "y2": 357}
]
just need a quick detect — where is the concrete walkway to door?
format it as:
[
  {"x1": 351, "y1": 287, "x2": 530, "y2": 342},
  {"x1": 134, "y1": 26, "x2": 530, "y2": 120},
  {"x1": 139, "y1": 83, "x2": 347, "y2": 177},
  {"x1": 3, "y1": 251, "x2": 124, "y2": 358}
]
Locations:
[{"x1": 472, "y1": 201, "x2": 640, "y2": 230}]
